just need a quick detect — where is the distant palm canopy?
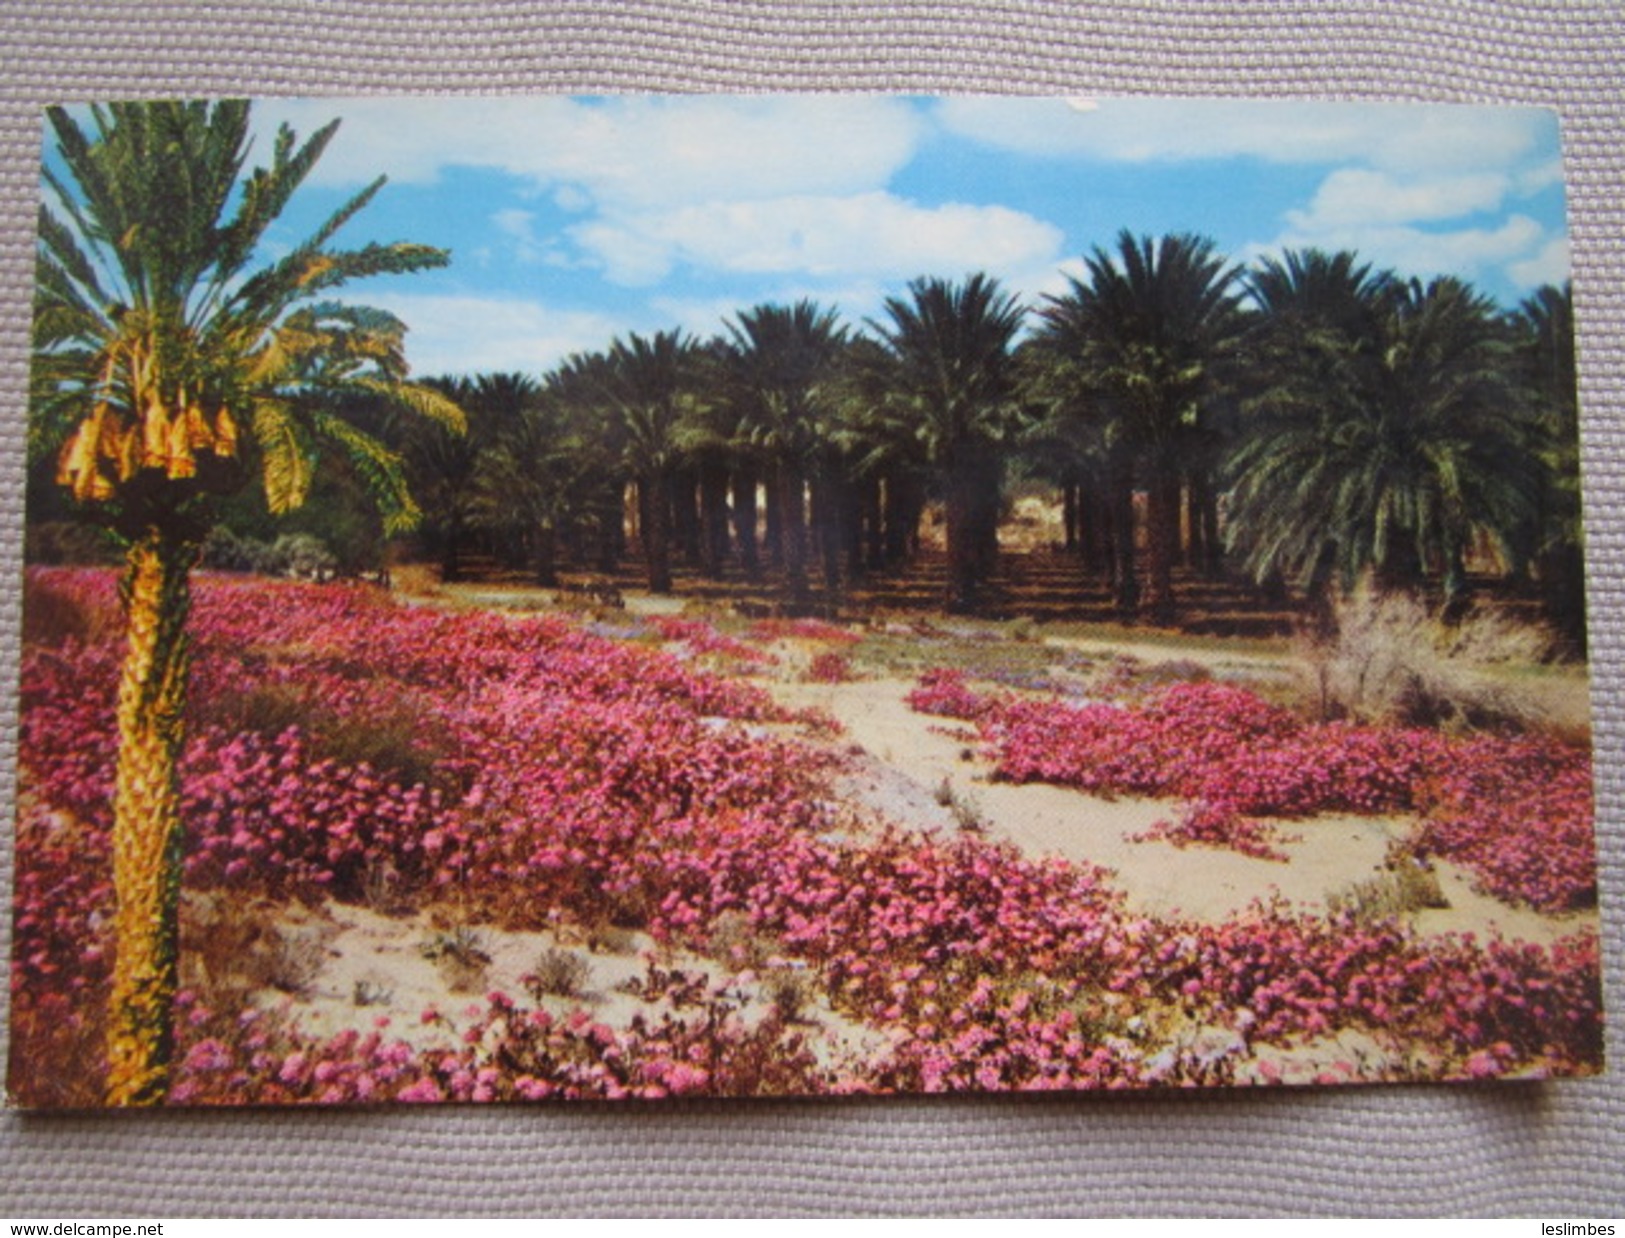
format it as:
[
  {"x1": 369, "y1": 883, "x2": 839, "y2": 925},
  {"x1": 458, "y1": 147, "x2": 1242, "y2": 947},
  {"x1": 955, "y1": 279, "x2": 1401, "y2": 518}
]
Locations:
[{"x1": 32, "y1": 103, "x2": 1583, "y2": 645}]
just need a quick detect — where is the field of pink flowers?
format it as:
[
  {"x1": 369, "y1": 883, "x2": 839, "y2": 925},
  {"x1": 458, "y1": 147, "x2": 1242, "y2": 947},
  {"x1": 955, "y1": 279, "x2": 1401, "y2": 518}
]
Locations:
[
  {"x1": 907, "y1": 670, "x2": 1597, "y2": 910},
  {"x1": 7, "y1": 569, "x2": 1604, "y2": 1106}
]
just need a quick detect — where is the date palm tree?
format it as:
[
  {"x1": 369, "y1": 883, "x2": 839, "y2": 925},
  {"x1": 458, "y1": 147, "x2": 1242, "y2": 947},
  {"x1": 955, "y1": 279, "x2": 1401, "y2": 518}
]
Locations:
[
  {"x1": 397, "y1": 374, "x2": 499, "y2": 582},
  {"x1": 872, "y1": 274, "x2": 1027, "y2": 614},
  {"x1": 1512, "y1": 281, "x2": 1585, "y2": 647},
  {"x1": 1225, "y1": 249, "x2": 1394, "y2": 614},
  {"x1": 31, "y1": 100, "x2": 462, "y2": 1104},
  {"x1": 1042, "y1": 232, "x2": 1245, "y2": 624},
  {"x1": 472, "y1": 373, "x2": 598, "y2": 587},
  {"x1": 722, "y1": 301, "x2": 849, "y2": 610},
  {"x1": 584, "y1": 331, "x2": 705, "y2": 594},
  {"x1": 1227, "y1": 273, "x2": 1537, "y2": 612}
]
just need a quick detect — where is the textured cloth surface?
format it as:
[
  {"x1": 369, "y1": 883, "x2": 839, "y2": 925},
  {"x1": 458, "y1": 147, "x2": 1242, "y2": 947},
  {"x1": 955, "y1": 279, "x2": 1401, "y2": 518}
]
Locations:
[{"x1": 0, "y1": 0, "x2": 1620, "y2": 1218}]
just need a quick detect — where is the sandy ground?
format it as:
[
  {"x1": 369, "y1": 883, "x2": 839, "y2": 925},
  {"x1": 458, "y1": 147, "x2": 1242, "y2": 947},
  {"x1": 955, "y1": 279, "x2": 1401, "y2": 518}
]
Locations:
[
  {"x1": 770, "y1": 673, "x2": 1597, "y2": 945},
  {"x1": 248, "y1": 901, "x2": 889, "y2": 1068}
]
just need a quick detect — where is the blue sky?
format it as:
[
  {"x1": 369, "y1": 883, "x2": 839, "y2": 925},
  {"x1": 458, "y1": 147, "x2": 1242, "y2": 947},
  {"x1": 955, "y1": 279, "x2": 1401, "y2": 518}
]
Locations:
[{"x1": 237, "y1": 95, "x2": 1568, "y2": 379}]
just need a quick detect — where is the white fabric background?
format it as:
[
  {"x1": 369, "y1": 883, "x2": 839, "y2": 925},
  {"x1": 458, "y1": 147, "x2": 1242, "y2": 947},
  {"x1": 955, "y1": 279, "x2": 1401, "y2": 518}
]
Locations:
[{"x1": 0, "y1": 0, "x2": 1619, "y2": 1218}]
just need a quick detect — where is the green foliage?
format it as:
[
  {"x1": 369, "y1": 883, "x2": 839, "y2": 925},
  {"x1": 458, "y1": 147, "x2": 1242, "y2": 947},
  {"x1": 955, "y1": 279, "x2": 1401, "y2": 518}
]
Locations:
[
  {"x1": 871, "y1": 273, "x2": 1027, "y2": 612},
  {"x1": 33, "y1": 100, "x2": 462, "y2": 544},
  {"x1": 1227, "y1": 265, "x2": 1539, "y2": 609}
]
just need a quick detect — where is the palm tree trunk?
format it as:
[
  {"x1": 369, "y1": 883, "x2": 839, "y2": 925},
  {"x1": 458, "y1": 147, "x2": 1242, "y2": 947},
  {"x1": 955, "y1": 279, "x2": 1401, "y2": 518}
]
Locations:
[
  {"x1": 731, "y1": 465, "x2": 759, "y2": 579},
  {"x1": 809, "y1": 469, "x2": 844, "y2": 596},
  {"x1": 699, "y1": 460, "x2": 731, "y2": 580},
  {"x1": 882, "y1": 470, "x2": 911, "y2": 566},
  {"x1": 533, "y1": 520, "x2": 558, "y2": 587},
  {"x1": 779, "y1": 460, "x2": 809, "y2": 611},
  {"x1": 1079, "y1": 486, "x2": 1103, "y2": 576},
  {"x1": 105, "y1": 529, "x2": 193, "y2": 1106},
  {"x1": 1199, "y1": 476, "x2": 1222, "y2": 578},
  {"x1": 673, "y1": 467, "x2": 703, "y2": 567},
  {"x1": 1146, "y1": 466, "x2": 1180, "y2": 625},
  {"x1": 861, "y1": 474, "x2": 884, "y2": 572},
  {"x1": 764, "y1": 462, "x2": 783, "y2": 569},
  {"x1": 972, "y1": 456, "x2": 1001, "y2": 587},
  {"x1": 441, "y1": 513, "x2": 463, "y2": 583},
  {"x1": 1109, "y1": 468, "x2": 1138, "y2": 618},
  {"x1": 944, "y1": 457, "x2": 988, "y2": 614},
  {"x1": 1183, "y1": 472, "x2": 1203, "y2": 570},
  {"x1": 641, "y1": 473, "x2": 672, "y2": 593},
  {"x1": 595, "y1": 481, "x2": 626, "y2": 574}
]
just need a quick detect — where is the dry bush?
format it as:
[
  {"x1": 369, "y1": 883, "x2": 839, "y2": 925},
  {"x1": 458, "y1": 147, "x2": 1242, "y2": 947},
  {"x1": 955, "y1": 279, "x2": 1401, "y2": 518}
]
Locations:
[
  {"x1": 352, "y1": 975, "x2": 395, "y2": 1007},
  {"x1": 180, "y1": 891, "x2": 331, "y2": 1006},
  {"x1": 933, "y1": 776, "x2": 987, "y2": 832},
  {"x1": 361, "y1": 859, "x2": 415, "y2": 918},
  {"x1": 22, "y1": 573, "x2": 122, "y2": 648},
  {"x1": 195, "y1": 679, "x2": 453, "y2": 793},
  {"x1": 584, "y1": 923, "x2": 640, "y2": 955},
  {"x1": 418, "y1": 926, "x2": 491, "y2": 994},
  {"x1": 25, "y1": 521, "x2": 122, "y2": 567},
  {"x1": 761, "y1": 967, "x2": 816, "y2": 1024},
  {"x1": 710, "y1": 910, "x2": 778, "y2": 971},
  {"x1": 1327, "y1": 853, "x2": 1449, "y2": 925},
  {"x1": 1303, "y1": 582, "x2": 1562, "y2": 733},
  {"x1": 524, "y1": 947, "x2": 592, "y2": 1000}
]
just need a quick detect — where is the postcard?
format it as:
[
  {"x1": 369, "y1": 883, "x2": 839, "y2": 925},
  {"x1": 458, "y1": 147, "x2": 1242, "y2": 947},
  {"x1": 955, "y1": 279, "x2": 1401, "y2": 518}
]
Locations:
[{"x1": 8, "y1": 95, "x2": 1600, "y2": 1107}]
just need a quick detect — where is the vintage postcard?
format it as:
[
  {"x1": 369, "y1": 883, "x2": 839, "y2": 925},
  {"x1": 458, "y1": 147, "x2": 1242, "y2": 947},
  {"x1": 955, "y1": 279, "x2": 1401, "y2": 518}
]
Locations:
[{"x1": 8, "y1": 95, "x2": 1600, "y2": 1107}]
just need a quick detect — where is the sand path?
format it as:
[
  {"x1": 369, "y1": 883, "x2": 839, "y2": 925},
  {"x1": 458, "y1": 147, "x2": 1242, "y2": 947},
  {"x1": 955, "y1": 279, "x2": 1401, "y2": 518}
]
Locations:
[{"x1": 771, "y1": 674, "x2": 1593, "y2": 944}]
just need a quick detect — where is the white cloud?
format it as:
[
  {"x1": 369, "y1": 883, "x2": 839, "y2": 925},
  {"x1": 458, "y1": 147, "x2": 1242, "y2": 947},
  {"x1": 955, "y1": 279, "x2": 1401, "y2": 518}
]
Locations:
[
  {"x1": 1508, "y1": 235, "x2": 1571, "y2": 290},
  {"x1": 652, "y1": 278, "x2": 917, "y2": 344},
  {"x1": 936, "y1": 97, "x2": 1553, "y2": 176},
  {"x1": 571, "y1": 192, "x2": 1064, "y2": 286},
  {"x1": 349, "y1": 292, "x2": 622, "y2": 377},
  {"x1": 1286, "y1": 169, "x2": 1512, "y2": 230},
  {"x1": 491, "y1": 208, "x2": 534, "y2": 238},
  {"x1": 255, "y1": 95, "x2": 924, "y2": 208},
  {"x1": 1517, "y1": 157, "x2": 1566, "y2": 195},
  {"x1": 1268, "y1": 214, "x2": 1546, "y2": 289}
]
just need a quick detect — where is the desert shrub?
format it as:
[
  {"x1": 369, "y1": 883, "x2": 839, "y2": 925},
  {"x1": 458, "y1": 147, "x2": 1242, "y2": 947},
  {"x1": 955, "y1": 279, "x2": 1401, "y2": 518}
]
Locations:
[
  {"x1": 1305, "y1": 583, "x2": 1560, "y2": 732},
  {"x1": 180, "y1": 892, "x2": 329, "y2": 1004},
  {"x1": 932, "y1": 776, "x2": 987, "y2": 832},
  {"x1": 200, "y1": 529, "x2": 339, "y2": 581},
  {"x1": 191, "y1": 676, "x2": 454, "y2": 798},
  {"x1": 361, "y1": 859, "x2": 414, "y2": 917},
  {"x1": 525, "y1": 947, "x2": 592, "y2": 999},
  {"x1": 1140, "y1": 658, "x2": 1212, "y2": 687},
  {"x1": 1327, "y1": 855, "x2": 1449, "y2": 925},
  {"x1": 22, "y1": 568, "x2": 122, "y2": 648},
  {"x1": 202, "y1": 527, "x2": 276, "y2": 575},
  {"x1": 584, "y1": 923, "x2": 639, "y2": 955},
  {"x1": 25, "y1": 520, "x2": 122, "y2": 566},
  {"x1": 419, "y1": 927, "x2": 491, "y2": 994},
  {"x1": 708, "y1": 910, "x2": 777, "y2": 971},
  {"x1": 271, "y1": 533, "x2": 337, "y2": 580},
  {"x1": 804, "y1": 652, "x2": 855, "y2": 683},
  {"x1": 761, "y1": 966, "x2": 816, "y2": 1023},
  {"x1": 352, "y1": 976, "x2": 394, "y2": 1007}
]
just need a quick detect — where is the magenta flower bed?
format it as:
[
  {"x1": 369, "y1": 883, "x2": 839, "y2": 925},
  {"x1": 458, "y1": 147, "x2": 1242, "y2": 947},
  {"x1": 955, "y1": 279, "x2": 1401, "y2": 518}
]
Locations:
[
  {"x1": 8, "y1": 570, "x2": 1603, "y2": 1103},
  {"x1": 910, "y1": 671, "x2": 1596, "y2": 912}
]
